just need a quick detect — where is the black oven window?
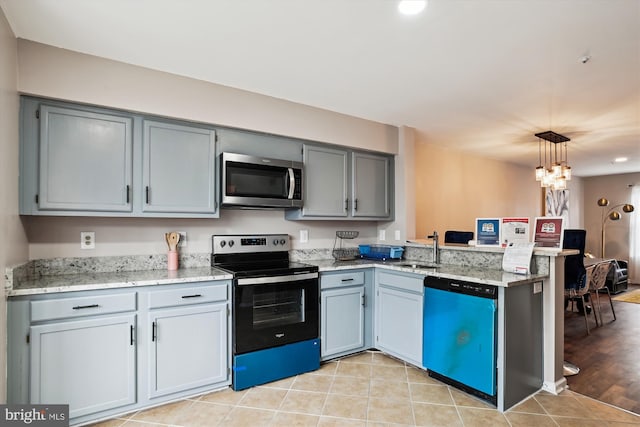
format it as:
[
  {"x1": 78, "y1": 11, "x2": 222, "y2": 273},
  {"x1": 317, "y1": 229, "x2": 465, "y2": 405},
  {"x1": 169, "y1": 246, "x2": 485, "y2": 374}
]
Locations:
[{"x1": 252, "y1": 288, "x2": 305, "y2": 329}]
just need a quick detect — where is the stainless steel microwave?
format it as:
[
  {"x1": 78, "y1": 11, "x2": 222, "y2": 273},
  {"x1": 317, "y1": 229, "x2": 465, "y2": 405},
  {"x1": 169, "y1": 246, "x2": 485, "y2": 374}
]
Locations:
[{"x1": 221, "y1": 152, "x2": 303, "y2": 208}]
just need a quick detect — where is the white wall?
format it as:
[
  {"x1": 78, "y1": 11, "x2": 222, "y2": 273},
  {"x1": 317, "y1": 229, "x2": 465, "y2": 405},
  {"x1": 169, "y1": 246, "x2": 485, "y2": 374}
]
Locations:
[
  {"x1": 0, "y1": 6, "x2": 25, "y2": 403},
  {"x1": 15, "y1": 40, "x2": 402, "y2": 259}
]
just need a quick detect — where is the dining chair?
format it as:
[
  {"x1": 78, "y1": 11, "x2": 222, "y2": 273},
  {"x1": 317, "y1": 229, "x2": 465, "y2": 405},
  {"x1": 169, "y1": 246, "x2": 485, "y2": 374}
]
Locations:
[
  {"x1": 589, "y1": 261, "x2": 617, "y2": 326},
  {"x1": 565, "y1": 264, "x2": 597, "y2": 334}
]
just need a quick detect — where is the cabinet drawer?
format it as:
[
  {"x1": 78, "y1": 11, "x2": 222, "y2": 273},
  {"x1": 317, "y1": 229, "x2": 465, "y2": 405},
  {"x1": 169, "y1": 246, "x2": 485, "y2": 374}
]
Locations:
[
  {"x1": 148, "y1": 284, "x2": 228, "y2": 309},
  {"x1": 31, "y1": 293, "x2": 136, "y2": 322},
  {"x1": 378, "y1": 271, "x2": 423, "y2": 294},
  {"x1": 321, "y1": 271, "x2": 365, "y2": 289}
]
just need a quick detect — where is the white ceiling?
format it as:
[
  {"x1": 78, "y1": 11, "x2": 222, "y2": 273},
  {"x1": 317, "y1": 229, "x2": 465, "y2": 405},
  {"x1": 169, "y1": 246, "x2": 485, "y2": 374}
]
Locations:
[{"x1": 1, "y1": 0, "x2": 639, "y2": 177}]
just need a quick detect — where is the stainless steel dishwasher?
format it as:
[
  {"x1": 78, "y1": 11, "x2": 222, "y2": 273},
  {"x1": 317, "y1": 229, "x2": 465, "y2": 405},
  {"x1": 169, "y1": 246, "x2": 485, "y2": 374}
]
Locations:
[{"x1": 423, "y1": 276, "x2": 498, "y2": 405}]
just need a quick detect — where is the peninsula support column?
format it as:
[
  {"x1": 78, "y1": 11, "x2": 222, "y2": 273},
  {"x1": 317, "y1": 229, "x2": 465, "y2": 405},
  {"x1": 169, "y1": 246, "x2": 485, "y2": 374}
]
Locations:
[{"x1": 542, "y1": 253, "x2": 568, "y2": 394}]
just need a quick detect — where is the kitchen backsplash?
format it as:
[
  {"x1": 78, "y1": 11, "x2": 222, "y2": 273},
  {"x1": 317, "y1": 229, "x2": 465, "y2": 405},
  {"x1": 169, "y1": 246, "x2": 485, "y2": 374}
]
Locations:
[{"x1": 6, "y1": 244, "x2": 550, "y2": 292}]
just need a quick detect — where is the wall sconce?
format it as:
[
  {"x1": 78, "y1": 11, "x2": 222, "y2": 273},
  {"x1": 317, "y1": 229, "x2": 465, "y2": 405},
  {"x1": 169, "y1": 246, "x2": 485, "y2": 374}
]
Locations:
[{"x1": 598, "y1": 197, "x2": 635, "y2": 258}]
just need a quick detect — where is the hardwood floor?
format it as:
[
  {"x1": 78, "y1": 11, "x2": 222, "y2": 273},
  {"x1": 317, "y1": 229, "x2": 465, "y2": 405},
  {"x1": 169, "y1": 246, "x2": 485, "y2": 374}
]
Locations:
[{"x1": 564, "y1": 283, "x2": 640, "y2": 414}]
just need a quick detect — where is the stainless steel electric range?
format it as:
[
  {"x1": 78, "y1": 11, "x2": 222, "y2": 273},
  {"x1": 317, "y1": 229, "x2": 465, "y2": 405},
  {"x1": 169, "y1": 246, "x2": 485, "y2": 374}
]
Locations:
[{"x1": 211, "y1": 234, "x2": 320, "y2": 390}]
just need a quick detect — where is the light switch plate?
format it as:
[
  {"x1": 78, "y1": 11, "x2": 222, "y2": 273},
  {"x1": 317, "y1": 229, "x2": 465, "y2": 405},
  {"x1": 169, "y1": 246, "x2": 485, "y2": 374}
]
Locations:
[
  {"x1": 300, "y1": 229, "x2": 309, "y2": 243},
  {"x1": 394, "y1": 230, "x2": 401, "y2": 241},
  {"x1": 178, "y1": 231, "x2": 187, "y2": 247},
  {"x1": 379, "y1": 230, "x2": 386, "y2": 241}
]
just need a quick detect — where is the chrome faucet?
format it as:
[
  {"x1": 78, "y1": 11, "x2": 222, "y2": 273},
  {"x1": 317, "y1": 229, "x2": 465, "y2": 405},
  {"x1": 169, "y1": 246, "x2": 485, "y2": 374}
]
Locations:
[{"x1": 427, "y1": 231, "x2": 439, "y2": 264}]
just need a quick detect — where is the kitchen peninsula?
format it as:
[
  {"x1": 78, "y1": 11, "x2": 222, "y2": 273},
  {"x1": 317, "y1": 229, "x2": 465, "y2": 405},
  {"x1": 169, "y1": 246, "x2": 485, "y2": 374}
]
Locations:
[{"x1": 5, "y1": 242, "x2": 573, "y2": 425}]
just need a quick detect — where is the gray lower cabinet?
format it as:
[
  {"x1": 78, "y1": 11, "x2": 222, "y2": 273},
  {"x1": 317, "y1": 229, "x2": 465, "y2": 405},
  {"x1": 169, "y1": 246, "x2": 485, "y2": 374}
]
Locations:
[
  {"x1": 142, "y1": 120, "x2": 217, "y2": 214},
  {"x1": 320, "y1": 269, "x2": 373, "y2": 360},
  {"x1": 374, "y1": 270, "x2": 424, "y2": 367},
  {"x1": 321, "y1": 286, "x2": 365, "y2": 358},
  {"x1": 147, "y1": 285, "x2": 229, "y2": 399},
  {"x1": 7, "y1": 280, "x2": 231, "y2": 426},
  {"x1": 30, "y1": 314, "x2": 137, "y2": 419},
  {"x1": 286, "y1": 145, "x2": 393, "y2": 220}
]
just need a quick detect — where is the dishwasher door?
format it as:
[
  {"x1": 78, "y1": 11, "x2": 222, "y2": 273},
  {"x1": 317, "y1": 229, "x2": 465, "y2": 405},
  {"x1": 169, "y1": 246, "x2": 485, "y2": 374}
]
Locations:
[{"x1": 423, "y1": 278, "x2": 497, "y2": 400}]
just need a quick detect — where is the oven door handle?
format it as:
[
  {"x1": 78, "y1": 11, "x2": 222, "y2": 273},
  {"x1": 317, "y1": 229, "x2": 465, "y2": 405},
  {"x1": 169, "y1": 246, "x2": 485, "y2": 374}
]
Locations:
[
  {"x1": 287, "y1": 168, "x2": 295, "y2": 200},
  {"x1": 236, "y1": 272, "x2": 318, "y2": 286}
]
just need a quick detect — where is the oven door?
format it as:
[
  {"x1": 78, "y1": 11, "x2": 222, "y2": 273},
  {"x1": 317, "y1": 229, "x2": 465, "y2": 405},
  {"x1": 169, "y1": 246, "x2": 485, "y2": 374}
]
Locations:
[{"x1": 234, "y1": 272, "x2": 318, "y2": 355}]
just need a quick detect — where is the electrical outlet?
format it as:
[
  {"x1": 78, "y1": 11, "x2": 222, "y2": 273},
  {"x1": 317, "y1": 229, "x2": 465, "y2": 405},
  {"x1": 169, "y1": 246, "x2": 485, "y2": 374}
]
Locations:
[
  {"x1": 394, "y1": 230, "x2": 401, "y2": 241},
  {"x1": 81, "y1": 231, "x2": 95, "y2": 249},
  {"x1": 178, "y1": 231, "x2": 187, "y2": 247},
  {"x1": 300, "y1": 229, "x2": 309, "y2": 243},
  {"x1": 379, "y1": 230, "x2": 386, "y2": 241}
]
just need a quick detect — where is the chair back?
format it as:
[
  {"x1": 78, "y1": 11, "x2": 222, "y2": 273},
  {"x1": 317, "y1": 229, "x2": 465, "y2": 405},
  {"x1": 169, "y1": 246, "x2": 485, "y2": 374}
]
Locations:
[
  {"x1": 563, "y1": 229, "x2": 586, "y2": 291},
  {"x1": 567, "y1": 264, "x2": 593, "y2": 298},
  {"x1": 444, "y1": 231, "x2": 474, "y2": 244},
  {"x1": 589, "y1": 261, "x2": 613, "y2": 292}
]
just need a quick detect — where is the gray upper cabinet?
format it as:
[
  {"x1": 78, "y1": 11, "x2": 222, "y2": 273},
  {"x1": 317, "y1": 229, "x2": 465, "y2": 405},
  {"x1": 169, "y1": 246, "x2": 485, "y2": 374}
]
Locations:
[
  {"x1": 301, "y1": 145, "x2": 349, "y2": 217},
  {"x1": 19, "y1": 97, "x2": 220, "y2": 218},
  {"x1": 286, "y1": 144, "x2": 393, "y2": 220},
  {"x1": 142, "y1": 121, "x2": 216, "y2": 214},
  {"x1": 352, "y1": 152, "x2": 390, "y2": 218},
  {"x1": 38, "y1": 105, "x2": 133, "y2": 212}
]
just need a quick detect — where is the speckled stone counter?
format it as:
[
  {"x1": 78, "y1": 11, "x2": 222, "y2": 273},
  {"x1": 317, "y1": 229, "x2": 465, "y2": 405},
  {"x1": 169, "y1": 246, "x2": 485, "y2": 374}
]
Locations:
[
  {"x1": 6, "y1": 243, "x2": 568, "y2": 295},
  {"x1": 309, "y1": 258, "x2": 547, "y2": 287},
  {"x1": 7, "y1": 267, "x2": 232, "y2": 297},
  {"x1": 5, "y1": 253, "x2": 230, "y2": 297}
]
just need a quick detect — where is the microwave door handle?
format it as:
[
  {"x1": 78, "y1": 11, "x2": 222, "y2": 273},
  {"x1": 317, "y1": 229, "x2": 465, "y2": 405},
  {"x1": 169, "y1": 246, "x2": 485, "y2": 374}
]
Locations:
[{"x1": 287, "y1": 168, "x2": 295, "y2": 199}]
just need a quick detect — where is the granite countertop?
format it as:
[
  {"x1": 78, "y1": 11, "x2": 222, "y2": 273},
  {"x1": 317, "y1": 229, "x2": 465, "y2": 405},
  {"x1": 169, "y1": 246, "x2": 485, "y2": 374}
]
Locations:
[
  {"x1": 8, "y1": 267, "x2": 233, "y2": 297},
  {"x1": 8, "y1": 259, "x2": 544, "y2": 297},
  {"x1": 311, "y1": 259, "x2": 548, "y2": 287}
]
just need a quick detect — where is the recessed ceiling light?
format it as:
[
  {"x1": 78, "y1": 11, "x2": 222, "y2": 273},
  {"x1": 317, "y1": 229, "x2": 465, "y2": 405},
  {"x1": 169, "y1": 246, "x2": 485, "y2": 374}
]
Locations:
[
  {"x1": 614, "y1": 157, "x2": 628, "y2": 163},
  {"x1": 398, "y1": 0, "x2": 427, "y2": 16}
]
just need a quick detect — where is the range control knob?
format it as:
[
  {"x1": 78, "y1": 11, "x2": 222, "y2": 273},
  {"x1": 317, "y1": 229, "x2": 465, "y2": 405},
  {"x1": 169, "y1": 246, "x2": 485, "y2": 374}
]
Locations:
[
  {"x1": 220, "y1": 240, "x2": 226, "y2": 247},
  {"x1": 280, "y1": 239, "x2": 286, "y2": 245},
  {"x1": 228, "y1": 240, "x2": 235, "y2": 247},
  {"x1": 272, "y1": 239, "x2": 278, "y2": 245}
]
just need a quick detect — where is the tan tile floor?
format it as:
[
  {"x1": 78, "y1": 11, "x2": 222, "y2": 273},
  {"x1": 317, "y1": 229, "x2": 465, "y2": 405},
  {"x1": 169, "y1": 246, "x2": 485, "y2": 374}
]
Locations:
[{"x1": 91, "y1": 351, "x2": 640, "y2": 427}]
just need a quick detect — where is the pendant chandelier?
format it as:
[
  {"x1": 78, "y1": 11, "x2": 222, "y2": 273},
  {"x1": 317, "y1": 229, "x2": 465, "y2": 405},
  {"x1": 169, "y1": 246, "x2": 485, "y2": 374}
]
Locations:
[{"x1": 534, "y1": 131, "x2": 572, "y2": 190}]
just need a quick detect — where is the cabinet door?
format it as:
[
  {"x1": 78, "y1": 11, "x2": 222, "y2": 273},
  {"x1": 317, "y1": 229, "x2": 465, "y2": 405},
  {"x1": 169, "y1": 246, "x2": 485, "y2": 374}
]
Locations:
[
  {"x1": 321, "y1": 286, "x2": 365, "y2": 359},
  {"x1": 302, "y1": 145, "x2": 349, "y2": 217},
  {"x1": 30, "y1": 314, "x2": 136, "y2": 419},
  {"x1": 376, "y1": 286, "x2": 423, "y2": 365},
  {"x1": 149, "y1": 303, "x2": 228, "y2": 399},
  {"x1": 142, "y1": 120, "x2": 217, "y2": 214},
  {"x1": 352, "y1": 152, "x2": 390, "y2": 218},
  {"x1": 38, "y1": 105, "x2": 133, "y2": 212}
]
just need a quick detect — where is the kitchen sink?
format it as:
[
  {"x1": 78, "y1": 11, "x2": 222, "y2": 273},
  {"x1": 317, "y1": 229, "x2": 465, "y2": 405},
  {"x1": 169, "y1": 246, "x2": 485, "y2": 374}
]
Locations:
[{"x1": 398, "y1": 263, "x2": 441, "y2": 269}]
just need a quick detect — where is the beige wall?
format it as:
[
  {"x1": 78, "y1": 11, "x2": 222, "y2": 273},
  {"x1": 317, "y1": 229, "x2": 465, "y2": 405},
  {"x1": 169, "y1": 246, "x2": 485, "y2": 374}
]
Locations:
[
  {"x1": 583, "y1": 173, "x2": 640, "y2": 260},
  {"x1": 1, "y1": 6, "x2": 25, "y2": 403},
  {"x1": 17, "y1": 40, "x2": 397, "y2": 154},
  {"x1": 414, "y1": 140, "x2": 543, "y2": 239},
  {"x1": 15, "y1": 40, "x2": 403, "y2": 259}
]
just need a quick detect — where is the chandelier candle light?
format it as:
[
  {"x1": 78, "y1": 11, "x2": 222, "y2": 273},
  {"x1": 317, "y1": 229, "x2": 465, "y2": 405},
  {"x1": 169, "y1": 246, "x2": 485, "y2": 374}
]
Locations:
[
  {"x1": 534, "y1": 131, "x2": 572, "y2": 190},
  {"x1": 598, "y1": 198, "x2": 634, "y2": 258}
]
